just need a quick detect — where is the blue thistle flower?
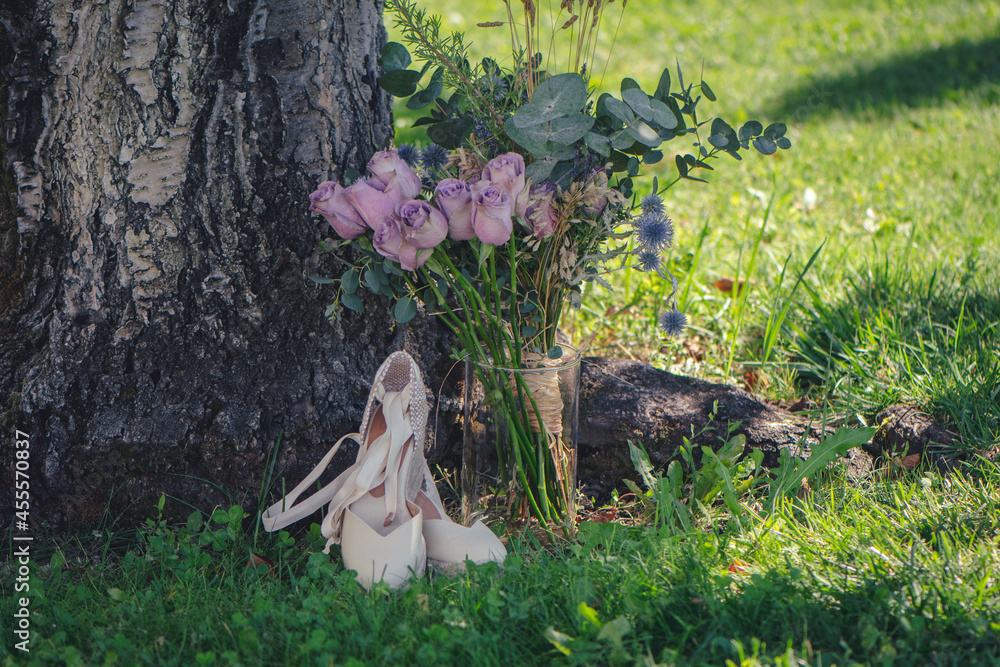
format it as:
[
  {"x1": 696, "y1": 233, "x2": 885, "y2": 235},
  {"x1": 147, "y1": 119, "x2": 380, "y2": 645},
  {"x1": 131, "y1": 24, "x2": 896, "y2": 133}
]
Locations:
[
  {"x1": 637, "y1": 249, "x2": 662, "y2": 273},
  {"x1": 489, "y1": 76, "x2": 508, "y2": 102},
  {"x1": 421, "y1": 144, "x2": 449, "y2": 171},
  {"x1": 397, "y1": 144, "x2": 420, "y2": 166},
  {"x1": 659, "y1": 308, "x2": 688, "y2": 336},
  {"x1": 640, "y1": 193, "x2": 664, "y2": 214},
  {"x1": 635, "y1": 212, "x2": 674, "y2": 250},
  {"x1": 473, "y1": 117, "x2": 501, "y2": 160}
]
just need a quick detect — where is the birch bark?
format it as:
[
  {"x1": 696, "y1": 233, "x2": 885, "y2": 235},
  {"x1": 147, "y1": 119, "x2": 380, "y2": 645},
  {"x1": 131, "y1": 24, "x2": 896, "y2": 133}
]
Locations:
[{"x1": 0, "y1": 0, "x2": 419, "y2": 523}]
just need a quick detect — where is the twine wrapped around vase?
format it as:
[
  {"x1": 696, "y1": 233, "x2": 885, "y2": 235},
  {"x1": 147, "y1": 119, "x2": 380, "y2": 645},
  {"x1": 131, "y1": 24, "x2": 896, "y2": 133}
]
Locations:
[{"x1": 515, "y1": 352, "x2": 565, "y2": 436}]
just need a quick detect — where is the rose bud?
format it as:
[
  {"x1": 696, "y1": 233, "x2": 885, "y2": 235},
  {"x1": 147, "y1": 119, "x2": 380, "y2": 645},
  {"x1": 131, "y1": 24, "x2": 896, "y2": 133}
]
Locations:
[
  {"x1": 372, "y1": 217, "x2": 403, "y2": 265},
  {"x1": 368, "y1": 149, "x2": 422, "y2": 201},
  {"x1": 471, "y1": 180, "x2": 513, "y2": 246},
  {"x1": 396, "y1": 199, "x2": 448, "y2": 250},
  {"x1": 482, "y1": 152, "x2": 528, "y2": 217},
  {"x1": 434, "y1": 179, "x2": 475, "y2": 241},
  {"x1": 343, "y1": 178, "x2": 397, "y2": 231},
  {"x1": 309, "y1": 181, "x2": 367, "y2": 240}
]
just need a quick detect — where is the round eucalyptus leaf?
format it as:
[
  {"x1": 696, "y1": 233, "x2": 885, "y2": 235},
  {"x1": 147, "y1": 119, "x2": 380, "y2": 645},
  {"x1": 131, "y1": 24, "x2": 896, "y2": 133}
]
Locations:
[
  {"x1": 625, "y1": 119, "x2": 661, "y2": 147},
  {"x1": 609, "y1": 150, "x2": 630, "y2": 172},
  {"x1": 753, "y1": 136, "x2": 777, "y2": 155},
  {"x1": 738, "y1": 120, "x2": 763, "y2": 142},
  {"x1": 481, "y1": 57, "x2": 500, "y2": 76},
  {"x1": 595, "y1": 93, "x2": 620, "y2": 125},
  {"x1": 584, "y1": 131, "x2": 612, "y2": 158},
  {"x1": 610, "y1": 129, "x2": 634, "y2": 150},
  {"x1": 776, "y1": 137, "x2": 792, "y2": 150},
  {"x1": 604, "y1": 96, "x2": 635, "y2": 124},
  {"x1": 427, "y1": 116, "x2": 474, "y2": 150},
  {"x1": 512, "y1": 102, "x2": 565, "y2": 128},
  {"x1": 530, "y1": 73, "x2": 588, "y2": 115},
  {"x1": 647, "y1": 98, "x2": 678, "y2": 129},
  {"x1": 643, "y1": 149, "x2": 664, "y2": 164},
  {"x1": 764, "y1": 122, "x2": 787, "y2": 139},
  {"x1": 343, "y1": 168, "x2": 362, "y2": 185},
  {"x1": 524, "y1": 157, "x2": 557, "y2": 183},
  {"x1": 505, "y1": 116, "x2": 578, "y2": 157},
  {"x1": 708, "y1": 133, "x2": 729, "y2": 149},
  {"x1": 547, "y1": 345, "x2": 564, "y2": 359},
  {"x1": 618, "y1": 177, "x2": 633, "y2": 197},
  {"x1": 407, "y1": 79, "x2": 444, "y2": 110},
  {"x1": 620, "y1": 77, "x2": 641, "y2": 93},
  {"x1": 379, "y1": 69, "x2": 423, "y2": 97},
  {"x1": 380, "y1": 42, "x2": 411, "y2": 72},
  {"x1": 545, "y1": 113, "x2": 595, "y2": 145},
  {"x1": 711, "y1": 118, "x2": 736, "y2": 140},
  {"x1": 623, "y1": 88, "x2": 653, "y2": 120}
]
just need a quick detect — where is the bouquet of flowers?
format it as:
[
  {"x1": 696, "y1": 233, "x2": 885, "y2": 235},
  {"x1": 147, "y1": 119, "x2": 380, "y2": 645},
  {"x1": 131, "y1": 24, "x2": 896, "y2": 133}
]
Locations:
[{"x1": 308, "y1": 0, "x2": 790, "y2": 532}]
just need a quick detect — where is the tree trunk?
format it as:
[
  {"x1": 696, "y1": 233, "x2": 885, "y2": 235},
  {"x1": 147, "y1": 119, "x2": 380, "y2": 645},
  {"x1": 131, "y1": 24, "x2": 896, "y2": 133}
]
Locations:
[{"x1": 0, "y1": 0, "x2": 426, "y2": 526}]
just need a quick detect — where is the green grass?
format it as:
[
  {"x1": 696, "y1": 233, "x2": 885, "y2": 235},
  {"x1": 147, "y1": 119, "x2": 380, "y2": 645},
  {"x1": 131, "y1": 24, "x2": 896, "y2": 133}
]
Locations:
[
  {"x1": 4, "y1": 1, "x2": 1000, "y2": 664},
  {"x1": 3, "y1": 462, "x2": 999, "y2": 665}
]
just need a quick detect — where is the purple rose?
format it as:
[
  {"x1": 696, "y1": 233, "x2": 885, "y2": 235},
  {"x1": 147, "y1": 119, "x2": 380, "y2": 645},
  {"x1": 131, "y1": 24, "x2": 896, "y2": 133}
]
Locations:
[
  {"x1": 309, "y1": 181, "x2": 367, "y2": 240},
  {"x1": 343, "y1": 178, "x2": 397, "y2": 231},
  {"x1": 396, "y1": 199, "x2": 448, "y2": 250},
  {"x1": 373, "y1": 217, "x2": 403, "y2": 263},
  {"x1": 526, "y1": 181, "x2": 558, "y2": 239},
  {"x1": 368, "y1": 149, "x2": 422, "y2": 201},
  {"x1": 482, "y1": 152, "x2": 528, "y2": 217},
  {"x1": 372, "y1": 215, "x2": 434, "y2": 271},
  {"x1": 434, "y1": 179, "x2": 475, "y2": 241},
  {"x1": 471, "y1": 180, "x2": 513, "y2": 246}
]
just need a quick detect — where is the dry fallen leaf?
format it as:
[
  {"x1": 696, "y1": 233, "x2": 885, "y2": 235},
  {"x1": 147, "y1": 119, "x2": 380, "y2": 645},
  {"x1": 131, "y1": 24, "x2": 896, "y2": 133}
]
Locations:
[
  {"x1": 899, "y1": 453, "x2": 921, "y2": 470},
  {"x1": 247, "y1": 552, "x2": 276, "y2": 578},
  {"x1": 713, "y1": 277, "x2": 750, "y2": 294}
]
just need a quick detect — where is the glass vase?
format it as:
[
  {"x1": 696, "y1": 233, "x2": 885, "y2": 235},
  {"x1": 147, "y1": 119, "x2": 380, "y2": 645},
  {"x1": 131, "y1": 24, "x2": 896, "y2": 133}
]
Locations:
[{"x1": 461, "y1": 345, "x2": 581, "y2": 535}]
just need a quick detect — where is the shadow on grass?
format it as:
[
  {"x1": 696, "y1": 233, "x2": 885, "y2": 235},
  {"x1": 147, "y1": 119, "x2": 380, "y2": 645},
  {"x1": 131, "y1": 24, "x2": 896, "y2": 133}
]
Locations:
[{"x1": 769, "y1": 34, "x2": 1000, "y2": 120}]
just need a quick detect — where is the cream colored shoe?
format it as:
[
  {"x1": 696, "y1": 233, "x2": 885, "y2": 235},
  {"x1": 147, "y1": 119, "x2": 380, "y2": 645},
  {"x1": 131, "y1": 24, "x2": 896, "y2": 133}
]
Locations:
[
  {"x1": 261, "y1": 351, "x2": 430, "y2": 590},
  {"x1": 414, "y1": 456, "x2": 507, "y2": 574}
]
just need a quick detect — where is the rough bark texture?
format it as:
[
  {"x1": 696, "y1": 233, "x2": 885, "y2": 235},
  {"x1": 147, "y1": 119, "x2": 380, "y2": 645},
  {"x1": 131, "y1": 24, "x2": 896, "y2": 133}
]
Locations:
[{"x1": 0, "y1": 0, "x2": 444, "y2": 526}]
